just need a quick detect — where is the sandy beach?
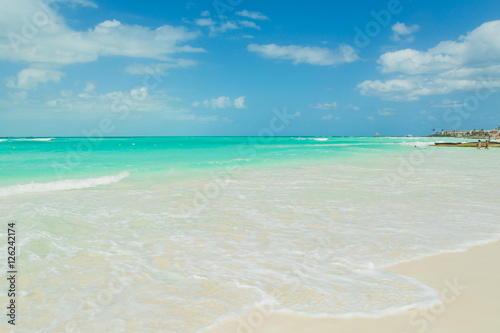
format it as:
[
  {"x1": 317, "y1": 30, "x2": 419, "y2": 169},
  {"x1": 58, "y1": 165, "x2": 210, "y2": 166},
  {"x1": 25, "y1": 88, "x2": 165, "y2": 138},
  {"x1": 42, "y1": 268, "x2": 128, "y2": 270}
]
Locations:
[{"x1": 204, "y1": 239, "x2": 500, "y2": 333}]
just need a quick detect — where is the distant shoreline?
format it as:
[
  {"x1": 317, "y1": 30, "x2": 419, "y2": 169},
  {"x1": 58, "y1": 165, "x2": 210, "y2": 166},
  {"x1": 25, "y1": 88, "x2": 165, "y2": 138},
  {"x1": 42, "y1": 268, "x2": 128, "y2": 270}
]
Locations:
[{"x1": 433, "y1": 141, "x2": 500, "y2": 147}]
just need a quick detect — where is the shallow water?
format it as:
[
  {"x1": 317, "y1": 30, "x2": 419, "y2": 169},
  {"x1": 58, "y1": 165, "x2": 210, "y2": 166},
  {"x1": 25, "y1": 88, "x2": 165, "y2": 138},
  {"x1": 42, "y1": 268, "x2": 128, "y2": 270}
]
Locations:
[{"x1": 1, "y1": 137, "x2": 499, "y2": 332}]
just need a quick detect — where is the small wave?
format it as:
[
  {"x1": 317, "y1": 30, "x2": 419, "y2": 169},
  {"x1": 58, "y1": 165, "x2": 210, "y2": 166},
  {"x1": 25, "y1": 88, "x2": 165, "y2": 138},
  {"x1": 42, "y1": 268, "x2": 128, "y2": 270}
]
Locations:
[
  {"x1": 400, "y1": 141, "x2": 435, "y2": 147},
  {"x1": 20, "y1": 138, "x2": 54, "y2": 141},
  {"x1": 0, "y1": 171, "x2": 129, "y2": 197}
]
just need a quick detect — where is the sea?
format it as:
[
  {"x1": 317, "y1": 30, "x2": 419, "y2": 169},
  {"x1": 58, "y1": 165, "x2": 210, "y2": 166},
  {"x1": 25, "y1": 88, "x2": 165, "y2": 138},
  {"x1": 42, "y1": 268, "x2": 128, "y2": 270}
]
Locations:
[{"x1": 1, "y1": 136, "x2": 499, "y2": 332}]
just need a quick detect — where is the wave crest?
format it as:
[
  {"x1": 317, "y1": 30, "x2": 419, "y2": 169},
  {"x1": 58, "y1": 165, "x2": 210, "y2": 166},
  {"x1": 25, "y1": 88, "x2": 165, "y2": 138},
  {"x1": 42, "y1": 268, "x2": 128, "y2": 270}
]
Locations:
[{"x1": 0, "y1": 171, "x2": 129, "y2": 197}]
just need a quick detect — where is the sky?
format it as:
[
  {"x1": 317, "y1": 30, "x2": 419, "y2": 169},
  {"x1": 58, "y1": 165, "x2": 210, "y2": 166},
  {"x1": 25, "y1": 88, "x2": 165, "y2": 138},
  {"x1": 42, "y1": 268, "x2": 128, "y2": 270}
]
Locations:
[{"x1": 1, "y1": 0, "x2": 500, "y2": 137}]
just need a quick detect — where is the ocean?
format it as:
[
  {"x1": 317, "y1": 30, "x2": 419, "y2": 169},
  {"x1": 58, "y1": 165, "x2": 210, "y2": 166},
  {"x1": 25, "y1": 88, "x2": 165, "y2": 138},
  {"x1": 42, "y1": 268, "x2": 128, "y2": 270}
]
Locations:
[{"x1": 1, "y1": 136, "x2": 499, "y2": 332}]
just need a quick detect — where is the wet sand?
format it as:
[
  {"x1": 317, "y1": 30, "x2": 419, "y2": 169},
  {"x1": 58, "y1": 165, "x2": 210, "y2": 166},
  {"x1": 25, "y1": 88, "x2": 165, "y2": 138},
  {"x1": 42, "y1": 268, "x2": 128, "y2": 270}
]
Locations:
[{"x1": 203, "y1": 240, "x2": 500, "y2": 333}]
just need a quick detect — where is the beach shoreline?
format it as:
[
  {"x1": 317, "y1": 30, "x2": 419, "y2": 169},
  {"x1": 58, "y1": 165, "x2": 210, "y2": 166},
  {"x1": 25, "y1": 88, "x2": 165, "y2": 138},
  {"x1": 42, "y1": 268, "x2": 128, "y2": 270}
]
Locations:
[{"x1": 202, "y1": 239, "x2": 500, "y2": 333}]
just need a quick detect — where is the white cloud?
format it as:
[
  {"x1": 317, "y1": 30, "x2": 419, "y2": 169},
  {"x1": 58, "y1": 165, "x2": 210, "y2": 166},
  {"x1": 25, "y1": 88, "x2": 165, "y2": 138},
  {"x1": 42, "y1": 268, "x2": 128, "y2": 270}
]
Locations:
[
  {"x1": 130, "y1": 87, "x2": 148, "y2": 101},
  {"x1": 377, "y1": 108, "x2": 395, "y2": 116},
  {"x1": 247, "y1": 43, "x2": 358, "y2": 66},
  {"x1": 234, "y1": 96, "x2": 246, "y2": 109},
  {"x1": 238, "y1": 20, "x2": 261, "y2": 30},
  {"x1": 195, "y1": 18, "x2": 216, "y2": 27},
  {"x1": 209, "y1": 21, "x2": 240, "y2": 35},
  {"x1": 84, "y1": 82, "x2": 95, "y2": 92},
  {"x1": 379, "y1": 49, "x2": 459, "y2": 75},
  {"x1": 392, "y1": 22, "x2": 420, "y2": 36},
  {"x1": 391, "y1": 22, "x2": 419, "y2": 42},
  {"x1": 193, "y1": 11, "x2": 266, "y2": 36},
  {"x1": 57, "y1": 0, "x2": 98, "y2": 8},
  {"x1": 0, "y1": 1, "x2": 203, "y2": 66},
  {"x1": 197, "y1": 96, "x2": 246, "y2": 109},
  {"x1": 7, "y1": 68, "x2": 64, "y2": 90},
  {"x1": 312, "y1": 102, "x2": 337, "y2": 110},
  {"x1": 358, "y1": 75, "x2": 500, "y2": 101},
  {"x1": 235, "y1": 10, "x2": 269, "y2": 21},
  {"x1": 344, "y1": 104, "x2": 360, "y2": 111},
  {"x1": 125, "y1": 59, "x2": 197, "y2": 75},
  {"x1": 322, "y1": 114, "x2": 333, "y2": 120},
  {"x1": 40, "y1": 86, "x2": 194, "y2": 117},
  {"x1": 358, "y1": 20, "x2": 500, "y2": 100},
  {"x1": 203, "y1": 96, "x2": 232, "y2": 109},
  {"x1": 382, "y1": 21, "x2": 500, "y2": 74},
  {"x1": 431, "y1": 99, "x2": 466, "y2": 108}
]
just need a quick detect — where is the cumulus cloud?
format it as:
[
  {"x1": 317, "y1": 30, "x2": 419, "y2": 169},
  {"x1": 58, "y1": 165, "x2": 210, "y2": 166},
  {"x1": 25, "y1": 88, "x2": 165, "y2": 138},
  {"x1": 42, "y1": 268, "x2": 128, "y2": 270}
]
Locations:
[
  {"x1": 357, "y1": 76, "x2": 500, "y2": 101},
  {"x1": 7, "y1": 68, "x2": 64, "y2": 90},
  {"x1": 391, "y1": 22, "x2": 419, "y2": 42},
  {"x1": 203, "y1": 96, "x2": 232, "y2": 109},
  {"x1": 195, "y1": 18, "x2": 216, "y2": 27},
  {"x1": 379, "y1": 49, "x2": 459, "y2": 75},
  {"x1": 247, "y1": 44, "x2": 358, "y2": 66},
  {"x1": 194, "y1": 17, "x2": 261, "y2": 35},
  {"x1": 235, "y1": 10, "x2": 269, "y2": 21},
  {"x1": 238, "y1": 20, "x2": 261, "y2": 30},
  {"x1": 41, "y1": 86, "x2": 198, "y2": 118},
  {"x1": 344, "y1": 104, "x2": 360, "y2": 111},
  {"x1": 233, "y1": 96, "x2": 246, "y2": 109},
  {"x1": 431, "y1": 99, "x2": 466, "y2": 108},
  {"x1": 377, "y1": 108, "x2": 395, "y2": 116},
  {"x1": 0, "y1": 0, "x2": 203, "y2": 66},
  {"x1": 312, "y1": 102, "x2": 337, "y2": 110},
  {"x1": 197, "y1": 96, "x2": 246, "y2": 109},
  {"x1": 358, "y1": 20, "x2": 500, "y2": 100}
]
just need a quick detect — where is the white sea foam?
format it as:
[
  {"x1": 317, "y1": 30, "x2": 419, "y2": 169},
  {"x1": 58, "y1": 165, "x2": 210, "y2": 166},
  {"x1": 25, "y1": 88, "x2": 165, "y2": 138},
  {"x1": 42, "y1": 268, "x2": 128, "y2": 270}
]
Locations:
[
  {"x1": 0, "y1": 171, "x2": 129, "y2": 197},
  {"x1": 1, "y1": 138, "x2": 55, "y2": 142},
  {"x1": 400, "y1": 141, "x2": 435, "y2": 146},
  {"x1": 32, "y1": 138, "x2": 54, "y2": 141}
]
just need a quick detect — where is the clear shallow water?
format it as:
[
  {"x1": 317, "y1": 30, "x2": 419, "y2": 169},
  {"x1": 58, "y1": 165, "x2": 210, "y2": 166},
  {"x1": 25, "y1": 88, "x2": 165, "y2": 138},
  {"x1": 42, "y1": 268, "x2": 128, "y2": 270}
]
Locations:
[{"x1": 1, "y1": 137, "x2": 499, "y2": 332}]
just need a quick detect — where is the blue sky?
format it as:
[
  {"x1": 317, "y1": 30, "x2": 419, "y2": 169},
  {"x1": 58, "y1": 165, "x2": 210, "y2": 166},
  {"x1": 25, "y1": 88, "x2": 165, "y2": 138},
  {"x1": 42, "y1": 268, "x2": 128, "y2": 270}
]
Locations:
[{"x1": 1, "y1": 0, "x2": 500, "y2": 136}]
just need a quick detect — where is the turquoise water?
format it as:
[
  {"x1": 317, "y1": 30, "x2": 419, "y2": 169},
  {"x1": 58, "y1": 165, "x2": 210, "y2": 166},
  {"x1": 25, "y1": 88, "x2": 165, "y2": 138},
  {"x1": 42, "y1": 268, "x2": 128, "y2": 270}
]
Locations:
[
  {"x1": 1, "y1": 136, "x2": 499, "y2": 332},
  {"x1": 0, "y1": 136, "x2": 462, "y2": 187}
]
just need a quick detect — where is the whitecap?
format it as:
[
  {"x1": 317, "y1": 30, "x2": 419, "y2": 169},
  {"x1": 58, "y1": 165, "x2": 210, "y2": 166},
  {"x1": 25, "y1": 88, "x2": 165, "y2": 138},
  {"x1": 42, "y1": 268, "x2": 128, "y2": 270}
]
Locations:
[{"x1": 0, "y1": 171, "x2": 129, "y2": 197}]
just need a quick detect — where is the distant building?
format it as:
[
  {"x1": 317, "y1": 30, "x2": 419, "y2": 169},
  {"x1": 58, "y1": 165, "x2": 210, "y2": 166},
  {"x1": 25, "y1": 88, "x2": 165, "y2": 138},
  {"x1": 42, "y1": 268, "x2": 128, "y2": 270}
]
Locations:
[{"x1": 439, "y1": 128, "x2": 499, "y2": 139}]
